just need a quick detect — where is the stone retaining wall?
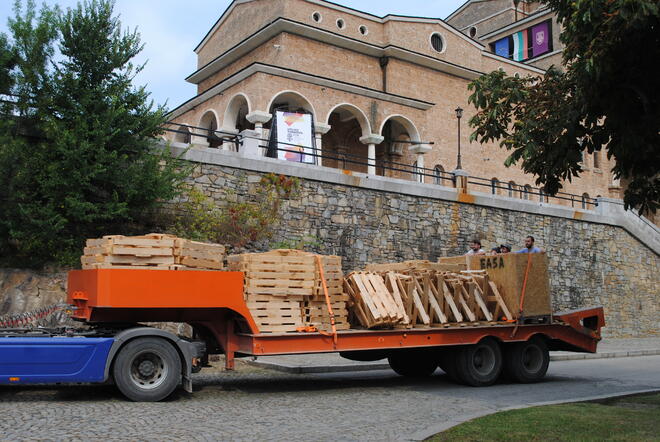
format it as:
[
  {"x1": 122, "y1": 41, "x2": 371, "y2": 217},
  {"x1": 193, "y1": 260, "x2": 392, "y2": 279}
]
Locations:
[{"x1": 181, "y1": 156, "x2": 659, "y2": 337}]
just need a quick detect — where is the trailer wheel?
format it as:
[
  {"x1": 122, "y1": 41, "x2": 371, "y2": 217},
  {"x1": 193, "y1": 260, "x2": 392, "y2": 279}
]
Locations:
[
  {"x1": 455, "y1": 338, "x2": 502, "y2": 387},
  {"x1": 113, "y1": 337, "x2": 182, "y2": 402},
  {"x1": 503, "y1": 337, "x2": 549, "y2": 383},
  {"x1": 388, "y1": 351, "x2": 438, "y2": 377}
]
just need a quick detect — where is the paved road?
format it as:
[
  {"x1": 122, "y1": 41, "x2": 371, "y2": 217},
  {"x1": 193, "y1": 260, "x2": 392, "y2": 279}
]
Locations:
[{"x1": 1, "y1": 356, "x2": 659, "y2": 441}]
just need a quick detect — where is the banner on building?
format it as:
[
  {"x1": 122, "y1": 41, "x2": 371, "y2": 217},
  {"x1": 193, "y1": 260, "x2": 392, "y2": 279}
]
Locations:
[
  {"x1": 493, "y1": 37, "x2": 510, "y2": 58},
  {"x1": 274, "y1": 111, "x2": 315, "y2": 163},
  {"x1": 531, "y1": 21, "x2": 550, "y2": 57},
  {"x1": 512, "y1": 29, "x2": 528, "y2": 61}
]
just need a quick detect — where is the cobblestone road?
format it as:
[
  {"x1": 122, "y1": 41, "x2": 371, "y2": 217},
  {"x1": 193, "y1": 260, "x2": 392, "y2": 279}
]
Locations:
[{"x1": 1, "y1": 356, "x2": 659, "y2": 441}]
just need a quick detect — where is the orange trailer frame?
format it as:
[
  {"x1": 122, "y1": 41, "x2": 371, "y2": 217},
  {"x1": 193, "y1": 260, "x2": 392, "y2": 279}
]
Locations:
[{"x1": 68, "y1": 269, "x2": 605, "y2": 370}]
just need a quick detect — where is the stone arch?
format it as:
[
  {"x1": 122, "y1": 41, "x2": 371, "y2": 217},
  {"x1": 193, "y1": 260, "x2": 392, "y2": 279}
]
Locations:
[
  {"x1": 198, "y1": 109, "x2": 221, "y2": 148},
  {"x1": 378, "y1": 114, "x2": 421, "y2": 142},
  {"x1": 174, "y1": 125, "x2": 191, "y2": 144},
  {"x1": 222, "y1": 93, "x2": 252, "y2": 132},
  {"x1": 267, "y1": 90, "x2": 316, "y2": 120},
  {"x1": 324, "y1": 103, "x2": 371, "y2": 137},
  {"x1": 379, "y1": 114, "x2": 422, "y2": 180}
]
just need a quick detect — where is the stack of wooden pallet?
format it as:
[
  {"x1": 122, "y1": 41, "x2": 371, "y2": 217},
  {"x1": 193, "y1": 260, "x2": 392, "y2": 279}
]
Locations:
[
  {"x1": 344, "y1": 269, "x2": 512, "y2": 329},
  {"x1": 81, "y1": 234, "x2": 225, "y2": 270},
  {"x1": 227, "y1": 250, "x2": 349, "y2": 333}
]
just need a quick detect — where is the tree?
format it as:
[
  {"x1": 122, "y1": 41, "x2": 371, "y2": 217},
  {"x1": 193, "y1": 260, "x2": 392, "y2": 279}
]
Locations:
[
  {"x1": 467, "y1": 0, "x2": 659, "y2": 214},
  {"x1": 0, "y1": 0, "x2": 186, "y2": 268}
]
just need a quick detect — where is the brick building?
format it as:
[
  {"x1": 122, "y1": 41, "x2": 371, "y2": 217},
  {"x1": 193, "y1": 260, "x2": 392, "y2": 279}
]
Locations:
[{"x1": 166, "y1": 0, "x2": 622, "y2": 207}]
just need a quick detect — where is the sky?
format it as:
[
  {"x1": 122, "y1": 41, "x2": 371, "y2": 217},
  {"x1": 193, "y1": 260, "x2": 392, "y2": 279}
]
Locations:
[{"x1": 0, "y1": 0, "x2": 466, "y2": 110}]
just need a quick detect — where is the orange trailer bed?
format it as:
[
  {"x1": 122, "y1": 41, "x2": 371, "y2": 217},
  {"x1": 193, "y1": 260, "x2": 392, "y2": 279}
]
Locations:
[{"x1": 67, "y1": 269, "x2": 604, "y2": 369}]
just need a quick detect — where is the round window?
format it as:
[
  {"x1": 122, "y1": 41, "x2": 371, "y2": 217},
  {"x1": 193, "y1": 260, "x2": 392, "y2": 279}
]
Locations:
[
  {"x1": 430, "y1": 33, "x2": 445, "y2": 53},
  {"x1": 359, "y1": 25, "x2": 368, "y2": 36},
  {"x1": 312, "y1": 12, "x2": 321, "y2": 23},
  {"x1": 336, "y1": 18, "x2": 345, "y2": 29}
]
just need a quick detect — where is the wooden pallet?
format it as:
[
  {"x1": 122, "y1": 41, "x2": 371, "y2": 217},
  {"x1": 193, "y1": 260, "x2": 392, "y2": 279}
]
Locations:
[
  {"x1": 229, "y1": 250, "x2": 349, "y2": 333},
  {"x1": 345, "y1": 268, "x2": 512, "y2": 329},
  {"x1": 81, "y1": 234, "x2": 226, "y2": 271}
]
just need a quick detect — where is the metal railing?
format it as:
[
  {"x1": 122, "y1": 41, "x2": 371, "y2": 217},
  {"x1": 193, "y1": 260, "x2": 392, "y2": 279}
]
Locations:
[{"x1": 162, "y1": 122, "x2": 599, "y2": 210}]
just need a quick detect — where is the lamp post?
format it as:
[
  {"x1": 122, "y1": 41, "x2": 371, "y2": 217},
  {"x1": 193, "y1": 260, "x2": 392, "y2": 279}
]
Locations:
[{"x1": 455, "y1": 106, "x2": 463, "y2": 170}]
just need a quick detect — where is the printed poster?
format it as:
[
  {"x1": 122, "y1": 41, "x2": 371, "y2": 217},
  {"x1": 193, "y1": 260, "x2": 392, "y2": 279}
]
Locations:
[
  {"x1": 275, "y1": 111, "x2": 314, "y2": 164},
  {"x1": 512, "y1": 29, "x2": 528, "y2": 61}
]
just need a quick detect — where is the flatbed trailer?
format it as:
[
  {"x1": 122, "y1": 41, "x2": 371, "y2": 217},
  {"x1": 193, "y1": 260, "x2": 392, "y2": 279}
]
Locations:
[{"x1": 0, "y1": 269, "x2": 605, "y2": 401}]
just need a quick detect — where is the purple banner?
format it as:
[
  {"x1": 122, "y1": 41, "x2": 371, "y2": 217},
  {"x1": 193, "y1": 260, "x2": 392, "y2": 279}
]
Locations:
[{"x1": 531, "y1": 21, "x2": 550, "y2": 57}]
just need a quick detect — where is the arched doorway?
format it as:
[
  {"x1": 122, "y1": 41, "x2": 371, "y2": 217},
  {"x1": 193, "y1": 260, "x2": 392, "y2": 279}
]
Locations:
[
  {"x1": 266, "y1": 91, "x2": 316, "y2": 161},
  {"x1": 322, "y1": 103, "x2": 371, "y2": 172},
  {"x1": 199, "y1": 110, "x2": 221, "y2": 148},
  {"x1": 222, "y1": 93, "x2": 252, "y2": 133},
  {"x1": 379, "y1": 115, "x2": 421, "y2": 180}
]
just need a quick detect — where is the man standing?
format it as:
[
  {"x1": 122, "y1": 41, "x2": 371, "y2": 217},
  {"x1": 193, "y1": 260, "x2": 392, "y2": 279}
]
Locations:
[
  {"x1": 466, "y1": 239, "x2": 485, "y2": 255},
  {"x1": 515, "y1": 235, "x2": 542, "y2": 253}
]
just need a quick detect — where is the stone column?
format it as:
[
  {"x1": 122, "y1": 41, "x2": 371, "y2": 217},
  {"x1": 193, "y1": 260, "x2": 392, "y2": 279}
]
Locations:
[
  {"x1": 219, "y1": 128, "x2": 240, "y2": 151},
  {"x1": 246, "y1": 111, "x2": 272, "y2": 155},
  {"x1": 409, "y1": 143, "x2": 432, "y2": 183},
  {"x1": 359, "y1": 134, "x2": 384, "y2": 175},
  {"x1": 452, "y1": 168, "x2": 469, "y2": 193},
  {"x1": 239, "y1": 129, "x2": 262, "y2": 158},
  {"x1": 314, "y1": 122, "x2": 331, "y2": 166}
]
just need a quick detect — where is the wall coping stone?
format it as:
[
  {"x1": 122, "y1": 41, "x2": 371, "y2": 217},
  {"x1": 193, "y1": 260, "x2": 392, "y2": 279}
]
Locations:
[{"x1": 165, "y1": 143, "x2": 660, "y2": 255}]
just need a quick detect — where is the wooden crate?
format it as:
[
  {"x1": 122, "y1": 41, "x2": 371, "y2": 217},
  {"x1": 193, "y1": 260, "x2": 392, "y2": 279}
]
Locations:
[
  {"x1": 245, "y1": 298, "x2": 305, "y2": 333},
  {"x1": 466, "y1": 253, "x2": 552, "y2": 317}
]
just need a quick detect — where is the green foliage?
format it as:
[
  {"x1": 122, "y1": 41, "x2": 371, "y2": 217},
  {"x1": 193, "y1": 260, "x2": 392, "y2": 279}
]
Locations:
[
  {"x1": 171, "y1": 186, "x2": 221, "y2": 242},
  {"x1": 0, "y1": 0, "x2": 187, "y2": 268},
  {"x1": 467, "y1": 0, "x2": 659, "y2": 214},
  {"x1": 171, "y1": 173, "x2": 301, "y2": 249},
  {"x1": 270, "y1": 236, "x2": 321, "y2": 251}
]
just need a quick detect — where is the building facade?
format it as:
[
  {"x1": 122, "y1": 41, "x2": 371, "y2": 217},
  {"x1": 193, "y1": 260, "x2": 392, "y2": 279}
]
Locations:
[{"x1": 166, "y1": 0, "x2": 622, "y2": 206}]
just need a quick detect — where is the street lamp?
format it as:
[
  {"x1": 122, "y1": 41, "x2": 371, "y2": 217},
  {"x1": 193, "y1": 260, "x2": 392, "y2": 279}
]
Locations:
[{"x1": 455, "y1": 106, "x2": 463, "y2": 170}]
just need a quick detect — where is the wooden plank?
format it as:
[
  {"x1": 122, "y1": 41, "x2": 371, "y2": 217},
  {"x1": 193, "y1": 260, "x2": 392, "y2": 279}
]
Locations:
[
  {"x1": 416, "y1": 278, "x2": 445, "y2": 324},
  {"x1": 350, "y1": 273, "x2": 382, "y2": 321},
  {"x1": 471, "y1": 282, "x2": 493, "y2": 321},
  {"x1": 441, "y1": 279, "x2": 463, "y2": 322},
  {"x1": 410, "y1": 288, "x2": 430, "y2": 325},
  {"x1": 364, "y1": 274, "x2": 395, "y2": 320},
  {"x1": 387, "y1": 272, "x2": 410, "y2": 324},
  {"x1": 489, "y1": 281, "x2": 513, "y2": 320},
  {"x1": 427, "y1": 280, "x2": 449, "y2": 324},
  {"x1": 368, "y1": 273, "x2": 402, "y2": 321},
  {"x1": 458, "y1": 284, "x2": 477, "y2": 322},
  {"x1": 179, "y1": 256, "x2": 223, "y2": 270}
]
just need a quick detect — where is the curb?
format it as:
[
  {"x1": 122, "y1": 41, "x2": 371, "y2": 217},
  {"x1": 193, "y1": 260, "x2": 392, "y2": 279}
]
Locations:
[
  {"x1": 408, "y1": 388, "x2": 660, "y2": 441},
  {"x1": 247, "y1": 349, "x2": 660, "y2": 374}
]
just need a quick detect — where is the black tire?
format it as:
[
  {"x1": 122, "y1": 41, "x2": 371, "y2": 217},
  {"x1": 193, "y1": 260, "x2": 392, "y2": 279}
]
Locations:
[
  {"x1": 503, "y1": 337, "x2": 550, "y2": 383},
  {"x1": 455, "y1": 338, "x2": 503, "y2": 387},
  {"x1": 113, "y1": 337, "x2": 182, "y2": 402},
  {"x1": 438, "y1": 348, "x2": 461, "y2": 383},
  {"x1": 388, "y1": 351, "x2": 438, "y2": 377}
]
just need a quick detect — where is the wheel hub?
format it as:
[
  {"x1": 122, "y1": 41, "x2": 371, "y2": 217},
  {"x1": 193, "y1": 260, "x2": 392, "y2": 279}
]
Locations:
[{"x1": 138, "y1": 360, "x2": 155, "y2": 377}]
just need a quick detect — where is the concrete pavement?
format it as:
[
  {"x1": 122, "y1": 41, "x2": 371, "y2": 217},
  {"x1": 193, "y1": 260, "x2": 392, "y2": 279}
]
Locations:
[{"x1": 0, "y1": 354, "x2": 658, "y2": 440}]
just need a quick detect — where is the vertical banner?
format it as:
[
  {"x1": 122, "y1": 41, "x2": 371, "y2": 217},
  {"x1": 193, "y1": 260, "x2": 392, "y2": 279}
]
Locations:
[
  {"x1": 512, "y1": 29, "x2": 528, "y2": 61},
  {"x1": 275, "y1": 111, "x2": 314, "y2": 163},
  {"x1": 493, "y1": 37, "x2": 510, "y2": 58},
  {"x1": 531, "y1": 21, "x2": 550, "y2": 57}
]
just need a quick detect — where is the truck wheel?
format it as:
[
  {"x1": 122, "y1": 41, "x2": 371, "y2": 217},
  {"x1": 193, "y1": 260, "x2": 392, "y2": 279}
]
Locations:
[
  {"x1": 113, "y1": 337, "x2": 182, "y2": 402},
  {"x1": 388, "y1": 351, "x2": 438, "y2": 377},
  {"x1": 503, "y1": 337, "x2": 549, "y2": 383},
  {"x1": 455, "y1": 338, "x2": 502, "y2": 387}
]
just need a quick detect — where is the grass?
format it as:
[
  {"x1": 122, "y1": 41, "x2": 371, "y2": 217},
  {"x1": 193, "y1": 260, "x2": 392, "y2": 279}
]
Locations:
[{"x1": 429, "y1": 393, "x2": 660, "y2": 442}]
